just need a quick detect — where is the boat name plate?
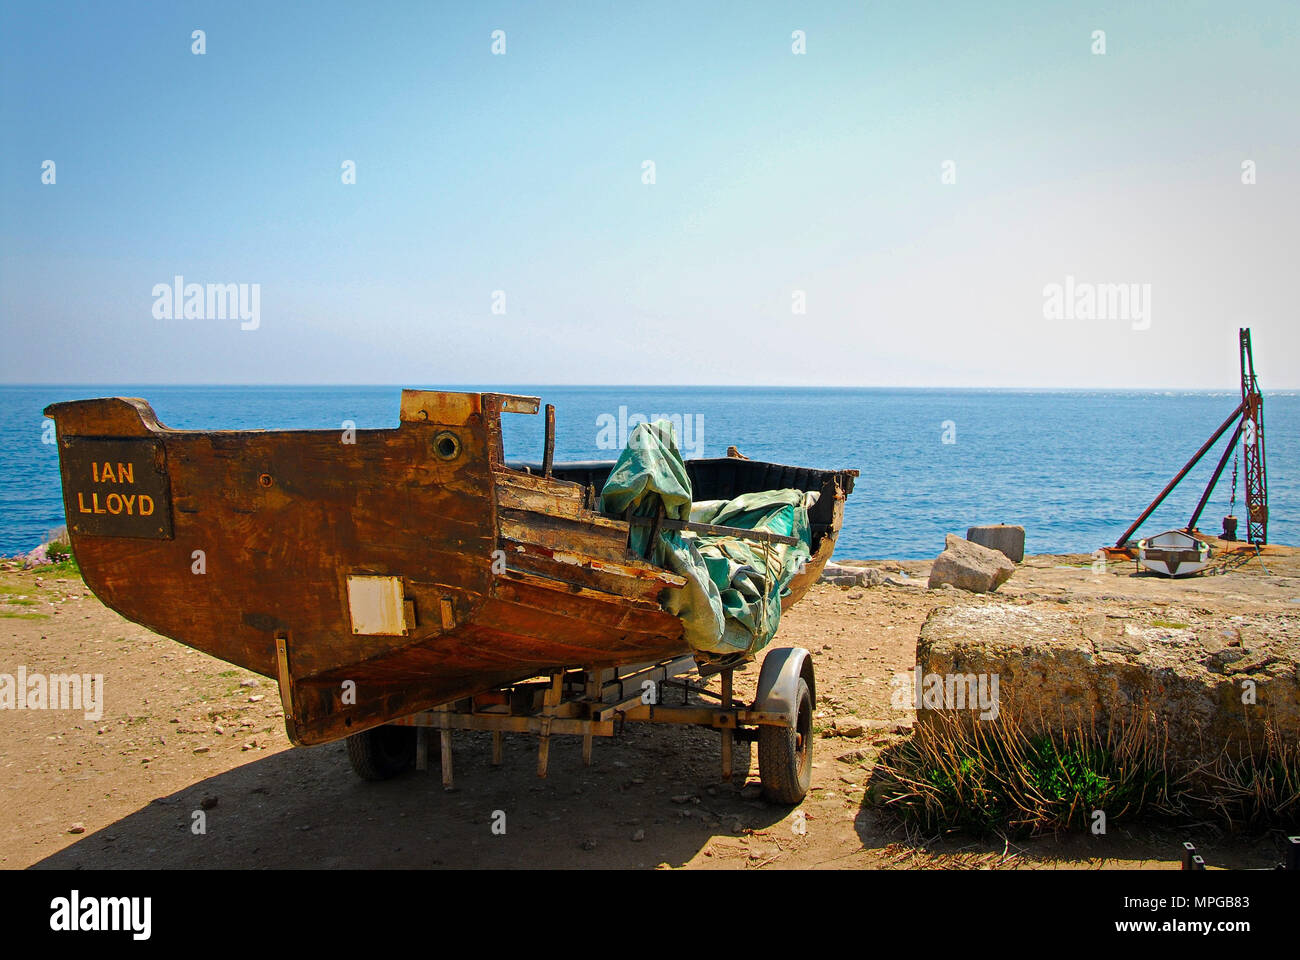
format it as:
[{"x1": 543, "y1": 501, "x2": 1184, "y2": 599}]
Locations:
[{"x1": 59, "y1": 437, "x2": 173, "y2": 540}]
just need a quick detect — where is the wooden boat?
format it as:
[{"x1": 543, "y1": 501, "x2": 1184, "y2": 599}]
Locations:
[
  {"x1": 43, "y1": 391, "x2": 857, "y2": 746},
  {"x1": 1137, "y1": 528, "x2": 1212, "y2": 577}
]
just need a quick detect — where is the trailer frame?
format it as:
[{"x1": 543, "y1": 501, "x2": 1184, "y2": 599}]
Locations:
[{"x1": 357, "y1": 646, "x2": 817, "y2": 804}]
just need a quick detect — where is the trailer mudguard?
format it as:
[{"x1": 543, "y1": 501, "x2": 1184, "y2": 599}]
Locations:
[{"x1": 754, "y1": 646, "x2": 815, "y2": 715}]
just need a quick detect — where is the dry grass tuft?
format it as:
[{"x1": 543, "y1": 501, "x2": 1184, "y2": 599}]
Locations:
[{"x1": 867, "y1": 706, "x2": 1296, "y2": 837}]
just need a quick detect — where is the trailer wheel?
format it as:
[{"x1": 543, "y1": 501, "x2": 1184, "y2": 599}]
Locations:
[
  {"x1": 346, "y1": 724, "x2": 417, "y2": 781},
  {"x1": 757, "y1": 677, "x2": 813, "y2": 804}
]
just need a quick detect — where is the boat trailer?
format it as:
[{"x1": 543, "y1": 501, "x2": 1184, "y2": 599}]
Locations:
[{"x1": 350, "y1": 646, "x2": 818, "y2": 805}]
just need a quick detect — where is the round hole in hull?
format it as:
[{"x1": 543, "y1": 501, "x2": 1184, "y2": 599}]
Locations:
[{"x1": 433, "y1": 431, "x2": 461, "y2": 461}]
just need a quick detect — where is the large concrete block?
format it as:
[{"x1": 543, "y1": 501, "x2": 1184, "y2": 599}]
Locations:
[
  {"x1": 915, "y1": 603, "x2": 1300, "y2": 763},
  {"x1": 966, "y1": 524, "x2": 1025, "y2": 562}
]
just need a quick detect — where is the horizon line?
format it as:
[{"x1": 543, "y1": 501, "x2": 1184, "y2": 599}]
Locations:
[{"x1": 3, "y1": 383, "x2": 1296, "y2": 393}]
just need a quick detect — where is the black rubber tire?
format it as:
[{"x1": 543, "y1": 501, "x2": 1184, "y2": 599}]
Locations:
[
  {"x1": 345, "y1": 725, "x2": 417, "y2": 781},
  {"x1": 757, "y1": 677, "x2": 813, "y2": 804}
]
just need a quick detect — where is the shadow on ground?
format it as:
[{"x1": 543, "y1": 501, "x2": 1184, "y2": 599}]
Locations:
[{"x1": 33, "y1": 724, "x2": 791, "y2": 869}]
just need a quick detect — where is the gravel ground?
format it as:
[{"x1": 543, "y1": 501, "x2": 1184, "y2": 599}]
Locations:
[{"x1": 2, "y1": 543, "x2": 1296, "y2": 870}]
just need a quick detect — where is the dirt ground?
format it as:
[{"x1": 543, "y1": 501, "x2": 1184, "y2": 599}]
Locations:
[{"x1": 2, "y1": 543, "x2": 1297, "y2": 870}]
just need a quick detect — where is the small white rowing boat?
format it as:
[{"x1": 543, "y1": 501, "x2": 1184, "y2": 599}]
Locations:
[{"x1": 1136, "y1": 529, "x2": 1213, "y2": 577}]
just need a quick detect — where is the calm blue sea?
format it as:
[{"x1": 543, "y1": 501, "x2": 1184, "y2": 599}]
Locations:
[{"x1": 1, "y1": 385, "x2": 1293, "y2": 560}]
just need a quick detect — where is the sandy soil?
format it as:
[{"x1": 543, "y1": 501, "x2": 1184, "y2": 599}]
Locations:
[{"x1": 2, "y1": 544, "x2": 1297, "y2": 870}]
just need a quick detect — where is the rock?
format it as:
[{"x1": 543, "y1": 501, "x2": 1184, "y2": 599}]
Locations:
[
  {"x1": 837, "y1": 748, "x2": 870, "y2": 764},
  {"x1": 966, "y1": 524, "x2": 1026, "y2": 562},
  {"x1": 1199, "y1": 634, "x2": 1229, "y2": 655},
  {"x1": 915, "y1": 603, "x2": 1300, "y2": 764},
  {"x1": 819, "y1": 574, "x2": 853, "y2": 587},
  {"x1": 239, "y1": 678, "x2": 259, "y2": 688},
  {"x1": 200, "y1": 795, "x2": 218, "y2": 810},
  {"x1": 632, "y1": 829, "x2": 645, "y2": 842},
  {"x1": 1082, "y1": 615, "x2": 1148, "y2": 655},
  {"x1": 818, "y1": 563, "x2": 883, "y2": 587},
  {"x1": 1208, "y1": 647, "x2": 1247, "y2": 671},
  {"x1": 928, "y1": 534, "x2": 1015, "y2": 593},
  {"x1": 832, "y1": 718, "x2": 865, "y2": 738},
  {"x1": 580, "y1": 838, "x2": 598, "y2": 851},
  {"x1": 68, "y1": 822, "x2": 86, "y2": 834}
]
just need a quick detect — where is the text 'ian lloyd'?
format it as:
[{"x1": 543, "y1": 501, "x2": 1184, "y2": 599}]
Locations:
[{"x1": 76, "y1": 460, "x2": 156, "y2": 517}]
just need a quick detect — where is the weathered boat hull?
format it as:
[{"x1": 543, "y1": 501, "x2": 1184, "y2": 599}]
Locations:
[{"x1": 43, "y1": 391, "x2": 856, "y2": 746}]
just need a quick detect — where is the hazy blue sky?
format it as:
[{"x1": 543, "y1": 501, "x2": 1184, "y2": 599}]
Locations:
[{"x1": 2, "y1": 1, "x2": 1296, "y2": 387}]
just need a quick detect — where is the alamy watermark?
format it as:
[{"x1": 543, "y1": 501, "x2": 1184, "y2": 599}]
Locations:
[
  {"x1": 50, "y1": 890, "x2": 150, "y2": 940},
  {"x1": 890, "y1": 667, "x2": 1000, "y2": 720},
  {"x1": 1, "y1": 667, "x2": 104, "y2": 721},
  {"x1": 1042, "y1": 275, "x2": 1150, "y2": 330},
  {"x1": 596, "y1": 406, "x2": 704, "y2": 459},
  {"x1": 152, "y1": 275, "x2": 260, "y2": 330}
]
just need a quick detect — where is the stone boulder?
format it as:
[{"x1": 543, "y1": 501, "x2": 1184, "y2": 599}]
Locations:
[
  {"x1": 915, "y1": 603, "x2": 1300, "y2": 763},
  {"x1": 966, "y1": 524, "x2": 1025, "y2": 562},
  {"x1": 927, "y1": 534, "x2": 1015, "y2": 593},
  {"x1": 819, "y1": 563, "x2": 883, "y2": 587}
]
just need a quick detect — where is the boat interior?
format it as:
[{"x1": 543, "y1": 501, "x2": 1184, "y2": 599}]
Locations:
[{"x1": 505, "y1": 457, "x2": 858, "y2": 556}]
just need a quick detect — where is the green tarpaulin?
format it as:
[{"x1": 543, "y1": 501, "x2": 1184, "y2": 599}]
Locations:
[{"x1": 599, "y1": 420, "x2": 817, "y2": 660}]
